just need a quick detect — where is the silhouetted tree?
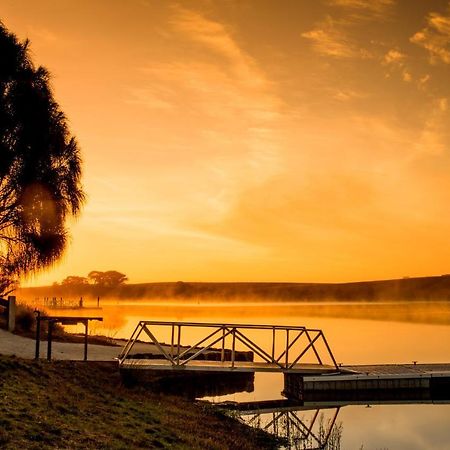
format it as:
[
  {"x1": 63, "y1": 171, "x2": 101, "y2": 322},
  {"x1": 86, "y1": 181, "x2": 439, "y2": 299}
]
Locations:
[
  {"x1": 88, "y1": 270, "x2": 127, "y2": 288},
  {"x1": 61, "y1": 276, "x2": 89, "y2": 286},
  {"x1": 0, "y1": 22, "x2": 84, "y2": 294}
]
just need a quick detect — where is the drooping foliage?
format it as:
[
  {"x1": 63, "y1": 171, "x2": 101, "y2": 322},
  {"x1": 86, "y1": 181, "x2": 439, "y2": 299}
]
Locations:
[{"x1": 0, "y1": 22, "x2": 84, "y2": 293}]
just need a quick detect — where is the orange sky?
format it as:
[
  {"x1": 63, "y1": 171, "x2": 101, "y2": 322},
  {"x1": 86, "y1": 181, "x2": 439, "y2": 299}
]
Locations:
[{"x1": 2, "y1": 0, "x2": 450, "y2": 285}]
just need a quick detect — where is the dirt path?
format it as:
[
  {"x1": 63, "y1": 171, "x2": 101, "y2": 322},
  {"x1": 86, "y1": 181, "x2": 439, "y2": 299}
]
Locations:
[{"x1": 0, "y1": 329, "x2": 164, "y2": 361}]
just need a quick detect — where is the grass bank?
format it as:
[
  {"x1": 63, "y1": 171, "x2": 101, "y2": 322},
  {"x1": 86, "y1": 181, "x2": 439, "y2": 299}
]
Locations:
[{"x1": 0, "y1": 356, "x2": 277, "y2": 449}]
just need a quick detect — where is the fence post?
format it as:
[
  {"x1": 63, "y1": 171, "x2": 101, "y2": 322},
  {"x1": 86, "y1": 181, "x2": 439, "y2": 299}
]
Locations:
[
  {"x1": 35, "y1": 310, "x2": 41, "y2": 359},
  {"x1": 7, "y1": 296, "x2": 16, "y2": 332}
]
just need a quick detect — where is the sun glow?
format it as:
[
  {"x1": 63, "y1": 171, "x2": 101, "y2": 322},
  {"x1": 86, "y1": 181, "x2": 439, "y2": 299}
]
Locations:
[{"x1": 1, "y1": 0, "x2": 448, "y2": 285}]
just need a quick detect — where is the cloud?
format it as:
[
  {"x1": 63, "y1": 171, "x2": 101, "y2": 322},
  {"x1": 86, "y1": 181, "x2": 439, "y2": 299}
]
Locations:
[
  {"x1": 383, "y1": 49, "x2": 406, "y2": 65},
  {"x1": 128, "y1": 7, "x2": 287, "y2": 227},
  {"x1": 170, "y1": 6, "x2": 268, "y2": 89},
  {"x1": 332, "y1": 89, "x2": 368, "y2": 101},
  {"x1": 411, "y1": 9, "x2": 450, "y2": 64},
  {"x1": 402, "y1": 70, "x2": 412, "y2": 82},
  {"x1": 126, "y1": 87, "x2": 175, "y2": 111},
  {"x1": 302, "y1": 17, "x2": 371, "y2": 58},
  {"x1": 328, "y1": 0, "x2": 395, "y2": 19},
  {"x1": 418, "y1": 73, "x2": 431, "y2": 89},
  {"x1": 414, "y1": 97, "x2": 449, "y2": 157},
  {"x1": 132, "y1": 7, "x2": 284, "y2": 126},
  {"x1": 382, "y1": 49, "x2": 415, "y2": 83}
]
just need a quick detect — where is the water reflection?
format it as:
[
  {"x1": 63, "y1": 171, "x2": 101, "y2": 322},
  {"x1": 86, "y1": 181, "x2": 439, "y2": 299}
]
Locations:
[
  {"x1": 23, "y1": 298, "x2": 450, "y2": 448},
  {"x1": 123, "y1": 369, "x2": 255, "y2": 399},
  {"x1": 215, "y1": 383, "x2": 450, "y2": 449},
  {"x1": 233, "y1": 403, "x2": 341, "y2": 450}
]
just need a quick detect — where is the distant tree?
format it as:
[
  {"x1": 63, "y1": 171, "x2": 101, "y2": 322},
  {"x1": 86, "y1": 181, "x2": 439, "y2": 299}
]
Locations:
[
  {"x1": 88, "y1": 270, "x2": 127, "y2": 288},
  {"x1": 0, "y1": 22, "x2": 84, "y2": 295},
  {"x1": 87, "y1": 271, "x2": 103, "y2": 285},
  {"x1": 61, "y1": 276, "x2": 89, "y2": 286}
]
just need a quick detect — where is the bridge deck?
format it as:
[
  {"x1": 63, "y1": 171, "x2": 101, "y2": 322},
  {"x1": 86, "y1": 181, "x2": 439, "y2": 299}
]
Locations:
[{"x1": 120, "y1": 358, "x2": 338, "y2": 373}]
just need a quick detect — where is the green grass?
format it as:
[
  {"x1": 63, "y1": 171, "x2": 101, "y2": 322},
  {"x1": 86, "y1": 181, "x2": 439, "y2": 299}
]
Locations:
[{"x1": 0, "y1": 356, "x2": 277, "y2": 449}]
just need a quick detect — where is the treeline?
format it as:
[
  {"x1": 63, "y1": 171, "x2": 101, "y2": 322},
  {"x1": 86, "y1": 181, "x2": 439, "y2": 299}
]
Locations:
[{"x1": 17, "y1": 275, "x2": 450, "y2": 302}]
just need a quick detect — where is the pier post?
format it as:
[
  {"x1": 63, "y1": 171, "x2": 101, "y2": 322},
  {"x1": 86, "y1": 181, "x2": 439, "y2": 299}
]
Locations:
[
  {"x1": 283, "y1": 373, "x2": 304, "y2": 401},
  {"x1": 84, "y1": 320, "x2": 88, "y2": 361},
  {"x1": 47, "y1": 321, "x2": 53, "y2": 361},
  {"x1": 35, "y1": 310, "x2": 41, "y2": 359},
  {"x1": 7, "y1": 295, "x2": 16, "y2": 332}
]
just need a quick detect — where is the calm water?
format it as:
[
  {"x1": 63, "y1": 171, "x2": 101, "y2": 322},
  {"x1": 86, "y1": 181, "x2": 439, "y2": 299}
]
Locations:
[{"x1": 38, "y1": 300, "x2": 450, "y2": 449}]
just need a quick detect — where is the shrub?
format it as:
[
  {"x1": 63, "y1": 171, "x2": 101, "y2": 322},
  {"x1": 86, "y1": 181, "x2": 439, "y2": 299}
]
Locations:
[
  {"x1": 14, "y1": 304, "x2": 64, "y2": 336},
  {"x1": 14, "y1": 304, "x2": 36, "y2": 333}
]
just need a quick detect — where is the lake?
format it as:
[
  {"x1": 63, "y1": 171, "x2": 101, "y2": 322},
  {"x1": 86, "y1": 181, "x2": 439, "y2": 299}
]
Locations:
[{"x1": 45, "y1": 300, "x2": 450, "y2": 449}]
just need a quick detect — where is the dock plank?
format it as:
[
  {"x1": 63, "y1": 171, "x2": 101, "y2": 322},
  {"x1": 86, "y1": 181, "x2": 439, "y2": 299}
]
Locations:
[{"x1": 342, "y1": 363, "x2": 450, "y2": 377}]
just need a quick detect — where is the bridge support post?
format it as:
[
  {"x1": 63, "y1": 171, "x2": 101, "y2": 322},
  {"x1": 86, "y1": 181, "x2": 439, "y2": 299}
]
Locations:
[{"x1": 283, "y1": 373, "x2": 304, "y2": 401}]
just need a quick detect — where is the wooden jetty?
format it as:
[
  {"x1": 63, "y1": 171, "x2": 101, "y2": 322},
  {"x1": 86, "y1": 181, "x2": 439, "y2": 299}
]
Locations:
[{"x1": 284, "y1": 363, "x2": 450, "y2": 400}]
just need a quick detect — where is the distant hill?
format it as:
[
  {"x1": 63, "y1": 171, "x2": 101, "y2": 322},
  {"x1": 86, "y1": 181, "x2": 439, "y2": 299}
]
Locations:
[{"x1": 17, "y1": 275, "x2": 450, "y2": 302}]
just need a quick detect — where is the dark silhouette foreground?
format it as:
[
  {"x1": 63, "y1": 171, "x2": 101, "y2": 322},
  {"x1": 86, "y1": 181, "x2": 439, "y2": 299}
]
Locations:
[{"x1": 0, "y1": 22, "x2": 84, "y2": 294}]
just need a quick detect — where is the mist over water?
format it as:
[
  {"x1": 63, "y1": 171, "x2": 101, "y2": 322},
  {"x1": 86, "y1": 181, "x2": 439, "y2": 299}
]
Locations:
[{"x1": 21, "y1": 296, "x2": 450, "y2": 449}]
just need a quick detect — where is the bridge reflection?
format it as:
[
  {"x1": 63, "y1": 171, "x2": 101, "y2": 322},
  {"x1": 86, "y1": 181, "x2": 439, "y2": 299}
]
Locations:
[
  {"x1": 219, "y1": 387, "x2": 450, "y2": 450},
  {"x1": 221, "y1": 400, "x2": 341, "y2": 449}
]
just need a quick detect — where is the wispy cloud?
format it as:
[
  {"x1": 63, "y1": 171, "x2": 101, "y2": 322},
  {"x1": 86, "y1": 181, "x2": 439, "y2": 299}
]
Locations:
[
  {"x1": 382, "y1": 49, "x2": 415, "y2": 83},
  {"x1": 401, "y1": 70, "x2": 412, "y2": 82},
  {"x1": 131, "y1": 6, "x2": 284, "y2": 123},
  {"x1": 129, "y1": 7, "x2": 287, "y2": 228},
  {"x1": 411, "y1": 8, "x2": 450, "y2": 64},
  {"x1": 383, "y1": 49, "x2": 406, "y2": 65},
  {"x1": 328, "y1": 0, "x2": 395, "y2": 19},
  {"x1": 332, "y1": 89, "x2": 368, "y2": 101},
  {"x1": 414, "y1": 97, "x2": 449, "y2": 157},
  {"x1": 170, "y1": 6, "x2": 268, "y2": 89},
  {"x1": 418, "y1": 73, "x2": 431, "y2": 89},
  {"x1": 126, "y1": 86, "x2": 176, "y2": 111},
  {"x1": 302, "y1": 17, "x2": 371, "y2": 58}
]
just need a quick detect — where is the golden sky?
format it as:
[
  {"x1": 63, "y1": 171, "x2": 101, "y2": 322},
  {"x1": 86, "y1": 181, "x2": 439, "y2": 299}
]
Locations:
[{"x1": 2, "y1": 0, "x2": 450, "y2": 284}]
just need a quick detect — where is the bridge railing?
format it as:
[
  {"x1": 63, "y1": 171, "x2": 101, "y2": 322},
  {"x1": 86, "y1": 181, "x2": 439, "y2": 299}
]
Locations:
[{"x1": 118, "y1": 321, "x2": 338, "y2": 371}]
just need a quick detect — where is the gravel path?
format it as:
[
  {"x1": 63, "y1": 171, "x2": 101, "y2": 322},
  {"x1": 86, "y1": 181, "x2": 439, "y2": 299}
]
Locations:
[
  {"x1": 0, "y1": 328, "x2": 164, "y2": 361},
  {"x1": 0, "y1": 328, "x2": 120, "y2": 360}
]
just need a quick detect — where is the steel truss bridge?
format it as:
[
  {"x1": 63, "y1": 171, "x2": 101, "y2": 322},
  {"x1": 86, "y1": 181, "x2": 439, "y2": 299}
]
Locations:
[{"x1": 118, "y1": 320, "x2": 338, "y2": 373}]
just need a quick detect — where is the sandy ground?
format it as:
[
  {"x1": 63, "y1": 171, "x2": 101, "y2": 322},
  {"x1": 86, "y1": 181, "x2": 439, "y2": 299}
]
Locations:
[{"x1": 0, "y1": 328, "x2": 166, "y2": 361}]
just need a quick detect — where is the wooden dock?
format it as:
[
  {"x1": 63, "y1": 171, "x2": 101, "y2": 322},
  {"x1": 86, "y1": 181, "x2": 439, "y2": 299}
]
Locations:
[{"x1": 284, "y1": 363, "x2": 450, "y2": 399}]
